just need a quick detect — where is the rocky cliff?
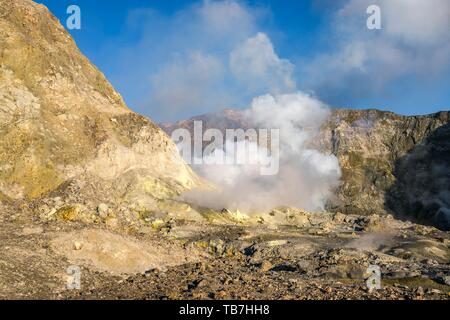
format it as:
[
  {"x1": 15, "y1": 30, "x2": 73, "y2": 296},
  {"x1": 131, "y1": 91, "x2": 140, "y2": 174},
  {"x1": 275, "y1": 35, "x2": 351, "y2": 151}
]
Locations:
[
  {"x1": 162, "y1": 109, "x2": 450, "y2": 229},
  {"x1": 321, "y1": 109, "x2": 449, "y2": 230},
  {"x1": 0, "y1": 0, "x2": 199, "y2": 209}
]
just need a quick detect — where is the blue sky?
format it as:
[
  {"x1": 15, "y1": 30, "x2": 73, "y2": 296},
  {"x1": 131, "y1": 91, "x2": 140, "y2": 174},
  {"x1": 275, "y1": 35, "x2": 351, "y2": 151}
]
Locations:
[{"x1": 37, "y1": 0, "x2": 450, "y2": 121}]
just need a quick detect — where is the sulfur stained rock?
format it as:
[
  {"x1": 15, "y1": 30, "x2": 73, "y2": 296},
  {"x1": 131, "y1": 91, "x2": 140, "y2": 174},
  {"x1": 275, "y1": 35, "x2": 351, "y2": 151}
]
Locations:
[
  {"x1": 56, "y1": 206, "x2": 81, "y2": 222},
  {"x1": 151, "y1": 219, "x2": 166, "y2": 230},
  {"x1": 0, "y1": 0, "x2": 201, "y2": 214}
]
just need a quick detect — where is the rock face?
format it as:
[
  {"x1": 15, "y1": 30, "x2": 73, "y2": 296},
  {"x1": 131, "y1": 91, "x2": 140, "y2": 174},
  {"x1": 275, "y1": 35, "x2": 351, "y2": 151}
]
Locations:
[
  {"x1": 320, "y1": 110, "x2": 449, "y2": 226},
  {"x1": 0, "y1": 0, "x2": 199, "y2": 205},
  {"x1": 386, "y1": 119, "x2": 450, "y2": 229},
  {"x1": 161, "y1": 108, "x2": 450, "y2": 229}
]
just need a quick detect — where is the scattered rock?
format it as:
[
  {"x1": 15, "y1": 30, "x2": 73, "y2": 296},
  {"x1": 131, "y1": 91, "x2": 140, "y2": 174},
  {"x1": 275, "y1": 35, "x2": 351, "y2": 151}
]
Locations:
[
  {"x1": 97, "y1": 204, "x2": 109, "y2": 218},
  {"x1": 436, "y1": 275, "x2": 450, "y2": 286},
  {"x1": 259, "y1": 261, "x2": 273, "y2": 272},
  {"x1": 56, "y1": 206, "x2": 80, "y2": 222},
  {"x1": 266, "y1": 240, "x2": 288, "y2": 247},
  {"x1": 105, "y1": 217, "x2": 119, "y2": 230},
  {"x1": 151, "y1": 219, "x2": 166, "y2": 230},
  {"x1": 415, "y1": 286, "x2": 424, "y2": 296},
  {"x1": 73, "y1": 241, "x2": 83, "y2": 251},
  {"x1": 333, "y1": 212, "x2": 346, "y2": 223},
  {"x1": 21, "y1": 226, "x2": 43, "y2": 236},
  {"x1": 428, "y1": 289, "x2": 442, "y2": 294}
]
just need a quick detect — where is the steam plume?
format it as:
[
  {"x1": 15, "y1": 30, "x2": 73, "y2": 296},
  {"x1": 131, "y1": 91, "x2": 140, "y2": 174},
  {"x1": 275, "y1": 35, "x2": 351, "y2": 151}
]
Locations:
[{"x1": 182, "y1": 92, "x2": 341, "y2": 213}]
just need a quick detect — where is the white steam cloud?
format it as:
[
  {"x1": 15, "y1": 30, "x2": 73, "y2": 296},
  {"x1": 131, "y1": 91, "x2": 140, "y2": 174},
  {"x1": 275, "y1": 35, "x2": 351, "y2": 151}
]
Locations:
[
  {"x1": 183, "y1": 92, "x2": 341, "y2": 213},
  {"x1": 230, "y1": 33, "x2": 296, "y2": 95}
]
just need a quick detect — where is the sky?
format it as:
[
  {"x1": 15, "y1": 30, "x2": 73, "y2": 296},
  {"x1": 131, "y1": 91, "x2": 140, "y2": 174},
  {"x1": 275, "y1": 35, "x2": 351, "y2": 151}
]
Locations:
[{"x1": 37, "y1": 0, "x2": 450, "y2": 121}]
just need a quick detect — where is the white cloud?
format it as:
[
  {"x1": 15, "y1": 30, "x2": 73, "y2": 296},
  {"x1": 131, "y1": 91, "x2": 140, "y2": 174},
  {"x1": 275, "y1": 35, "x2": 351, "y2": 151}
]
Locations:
[
  {"x1": 96, "y1": 0, "x2": 449, "y2": 117},
  {"x1": 96, "y1": 1, "x2": 262, "y2": 121},
  {"x1": 150, "y1": 51, "x2": 226, "y2": 119},
  {"x1": 119, "y1": 1, "x2": 294, "y2": 121},
  {"x1": 199, "y1": 0, "x2": 256, "y2": 35},
  {"x1": 381, "y1": 0, "x2": 450, "y2": 46},
  {"x1": 149, "y1": 29, "x2": 294, "y2": 120},
  {"x1": 230, "y1": 33, "x2": 296, "y2": 95},
  {"x1": 301, "y1": 0, "x2": 450, "y2": 101},
  {"x1": 109, "y1": 0, "x2": 294, "y2": 121},
  {"x1": 337, "y1": 0, "x2": 450, "y2": 47}
]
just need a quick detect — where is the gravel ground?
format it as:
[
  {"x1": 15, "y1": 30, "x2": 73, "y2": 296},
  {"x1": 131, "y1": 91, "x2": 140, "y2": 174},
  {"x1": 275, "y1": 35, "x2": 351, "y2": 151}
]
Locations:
[{"x1": 0, "y1": 207, "x2": 449, "y2": 300}]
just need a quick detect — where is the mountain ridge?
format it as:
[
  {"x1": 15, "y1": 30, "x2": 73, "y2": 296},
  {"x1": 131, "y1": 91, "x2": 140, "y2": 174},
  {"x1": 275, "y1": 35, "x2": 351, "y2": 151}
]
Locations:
[{"x1": 0, "y1": 0, "x2": 200, "y2": 208}]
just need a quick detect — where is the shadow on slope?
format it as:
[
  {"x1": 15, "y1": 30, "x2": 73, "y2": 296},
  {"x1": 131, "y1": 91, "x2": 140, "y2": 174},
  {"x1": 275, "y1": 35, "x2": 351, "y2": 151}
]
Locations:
[{"x1": 386, "y1": 120, "x2": 450, "y2": 230}]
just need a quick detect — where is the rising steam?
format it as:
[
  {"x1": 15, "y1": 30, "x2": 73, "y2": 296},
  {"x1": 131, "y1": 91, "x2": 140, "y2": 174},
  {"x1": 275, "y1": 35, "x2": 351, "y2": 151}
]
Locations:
[{"x1": 182, "y1": 92, "x2": 341, "y2": 213}]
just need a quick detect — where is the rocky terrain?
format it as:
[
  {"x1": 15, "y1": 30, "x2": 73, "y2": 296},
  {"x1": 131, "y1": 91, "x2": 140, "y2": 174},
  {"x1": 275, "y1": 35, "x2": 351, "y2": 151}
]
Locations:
[
  {"x1": 1, "y1": 203, "x2": 450, "y2": 300},
  {"x1": 162, "y1": 109, "x2": 450, "y2": 230},
  {"x1": 0, "y1": 0, "x2": 449, "y2": 300},
  {"x1": 0, "y1": 0, "x2": 199, "y2": 208}
]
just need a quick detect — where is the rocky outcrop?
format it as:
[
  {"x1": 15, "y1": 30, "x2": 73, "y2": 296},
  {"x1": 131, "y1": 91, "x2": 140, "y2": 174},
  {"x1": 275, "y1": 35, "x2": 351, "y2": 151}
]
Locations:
[
  {"x1": 161, "y1": 108, "x2": 450, "y2": 229},
  {"x1": 0, "y1": 0, "x2": 199, "y2": 207},
  {"x1": 320, "y1": 110, "x2": 449, "y2": 225}
]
